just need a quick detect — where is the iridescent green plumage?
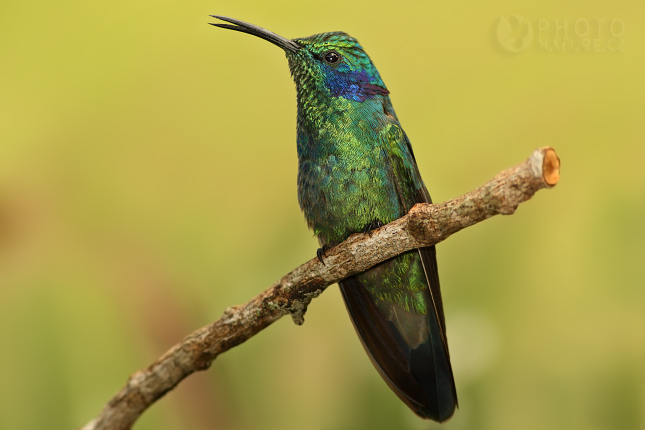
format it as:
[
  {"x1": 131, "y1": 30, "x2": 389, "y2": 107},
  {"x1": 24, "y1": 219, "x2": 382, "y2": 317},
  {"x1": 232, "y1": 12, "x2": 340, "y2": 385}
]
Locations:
[{"x1": 211, "y1": 17, "x2": 457, "y2": 422}]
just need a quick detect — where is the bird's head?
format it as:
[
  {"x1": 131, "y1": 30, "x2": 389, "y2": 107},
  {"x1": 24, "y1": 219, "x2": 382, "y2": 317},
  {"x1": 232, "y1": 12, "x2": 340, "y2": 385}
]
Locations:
[{"x1": 211, "y1": 16, "x2": 389, "y2": 102}]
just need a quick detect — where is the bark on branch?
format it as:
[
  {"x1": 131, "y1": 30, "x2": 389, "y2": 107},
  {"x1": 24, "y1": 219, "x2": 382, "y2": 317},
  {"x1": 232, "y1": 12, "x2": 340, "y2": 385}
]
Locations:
[{"x1": 80, "y1": 147, "x2": 560, "y2": 430}]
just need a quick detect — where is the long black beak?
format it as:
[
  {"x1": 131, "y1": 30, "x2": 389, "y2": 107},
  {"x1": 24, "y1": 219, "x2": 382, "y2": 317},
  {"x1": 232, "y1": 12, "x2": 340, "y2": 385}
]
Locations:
[{"x1": 209, "y1": 16, "x2": 301, "y2": 53}]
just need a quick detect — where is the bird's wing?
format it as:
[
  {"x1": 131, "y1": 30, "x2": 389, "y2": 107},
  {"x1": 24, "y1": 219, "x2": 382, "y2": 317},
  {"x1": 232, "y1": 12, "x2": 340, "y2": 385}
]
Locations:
[{"x1": 338, "y1": 123, "x2": 457, "y2": 421}]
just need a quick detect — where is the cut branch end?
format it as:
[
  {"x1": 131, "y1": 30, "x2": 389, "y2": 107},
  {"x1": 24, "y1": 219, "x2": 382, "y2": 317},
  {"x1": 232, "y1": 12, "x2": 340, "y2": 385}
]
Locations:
[{"x1": 542, "y1": 147, "x2": 560, "y2": 186}]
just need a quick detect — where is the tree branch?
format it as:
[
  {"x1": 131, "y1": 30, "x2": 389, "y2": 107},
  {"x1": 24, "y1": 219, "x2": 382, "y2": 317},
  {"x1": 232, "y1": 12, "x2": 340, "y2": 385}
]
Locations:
[{"x1": 80, "y1": 147, "x2": 560, "y2": 430}]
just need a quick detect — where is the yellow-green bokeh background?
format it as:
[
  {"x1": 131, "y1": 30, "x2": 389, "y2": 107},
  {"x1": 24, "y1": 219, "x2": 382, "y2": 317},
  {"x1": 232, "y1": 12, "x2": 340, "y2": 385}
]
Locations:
[{"x1": 0, "y1": 1, "x2": 643, "y2": 429}]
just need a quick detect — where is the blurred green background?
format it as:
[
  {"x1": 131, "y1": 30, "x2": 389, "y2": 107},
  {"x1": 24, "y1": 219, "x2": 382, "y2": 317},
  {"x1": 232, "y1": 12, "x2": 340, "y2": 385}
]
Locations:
[{"x1": 0, "y1": 1, "x2": 643, "y2": 429}]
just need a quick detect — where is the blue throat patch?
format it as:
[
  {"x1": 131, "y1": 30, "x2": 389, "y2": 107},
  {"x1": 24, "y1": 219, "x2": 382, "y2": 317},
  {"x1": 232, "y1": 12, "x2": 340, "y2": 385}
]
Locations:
[{"x1": 324, "y1": 68, "x2": 389, "y2": 102}]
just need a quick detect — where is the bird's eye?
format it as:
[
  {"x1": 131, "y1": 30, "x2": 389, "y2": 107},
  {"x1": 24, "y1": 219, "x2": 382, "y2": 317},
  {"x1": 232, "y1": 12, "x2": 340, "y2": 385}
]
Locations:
[{"x1": 323, "y1": 51, "x2": 340, "y2": 64}]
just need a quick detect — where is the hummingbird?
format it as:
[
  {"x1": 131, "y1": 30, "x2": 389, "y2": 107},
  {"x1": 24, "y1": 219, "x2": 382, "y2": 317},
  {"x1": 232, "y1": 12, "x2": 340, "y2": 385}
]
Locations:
[{"x1": 211, "y1": 16, "x2": 457, "y2": 422}]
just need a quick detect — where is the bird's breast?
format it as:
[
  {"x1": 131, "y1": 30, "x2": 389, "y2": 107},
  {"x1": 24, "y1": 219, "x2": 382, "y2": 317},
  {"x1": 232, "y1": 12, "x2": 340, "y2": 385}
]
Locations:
[{"x1": 296, "y1": 112, "x2": 405, "y2": 245}]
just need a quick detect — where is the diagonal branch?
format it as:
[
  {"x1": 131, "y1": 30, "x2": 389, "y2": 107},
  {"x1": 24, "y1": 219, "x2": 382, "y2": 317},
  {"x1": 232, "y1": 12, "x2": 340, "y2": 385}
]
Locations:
[{"x1": 80, "y1": 147, "x2": 560, "y2": 430}]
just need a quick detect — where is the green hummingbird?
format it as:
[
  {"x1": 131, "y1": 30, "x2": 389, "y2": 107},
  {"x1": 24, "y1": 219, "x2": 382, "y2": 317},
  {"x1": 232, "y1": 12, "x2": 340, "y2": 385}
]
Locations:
[{"x1": 211, "y1": 16, "x2": 457, "y2": 422}]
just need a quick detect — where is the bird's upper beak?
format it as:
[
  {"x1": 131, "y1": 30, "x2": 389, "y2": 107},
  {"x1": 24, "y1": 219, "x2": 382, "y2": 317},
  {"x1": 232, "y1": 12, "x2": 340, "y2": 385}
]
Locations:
[{"x1": 210, "y1": 16, "x2": 301, "y2": 53}]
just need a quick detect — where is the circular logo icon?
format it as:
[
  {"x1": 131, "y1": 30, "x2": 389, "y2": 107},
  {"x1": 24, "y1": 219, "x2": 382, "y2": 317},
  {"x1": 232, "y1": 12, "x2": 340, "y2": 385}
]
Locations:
[{"x1": 497, "y1": 15, "x2": 533, "y2": 53}]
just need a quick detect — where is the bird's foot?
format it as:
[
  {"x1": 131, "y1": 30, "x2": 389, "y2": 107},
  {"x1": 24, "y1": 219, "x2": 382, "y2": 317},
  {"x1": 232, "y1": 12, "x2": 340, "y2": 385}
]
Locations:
[
  {"x1": 317, "y1": 245, "x2": 331, "y2": 265},
  {"x1": 362, "y1": 219, "x2": 384, "y2": 237}
]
